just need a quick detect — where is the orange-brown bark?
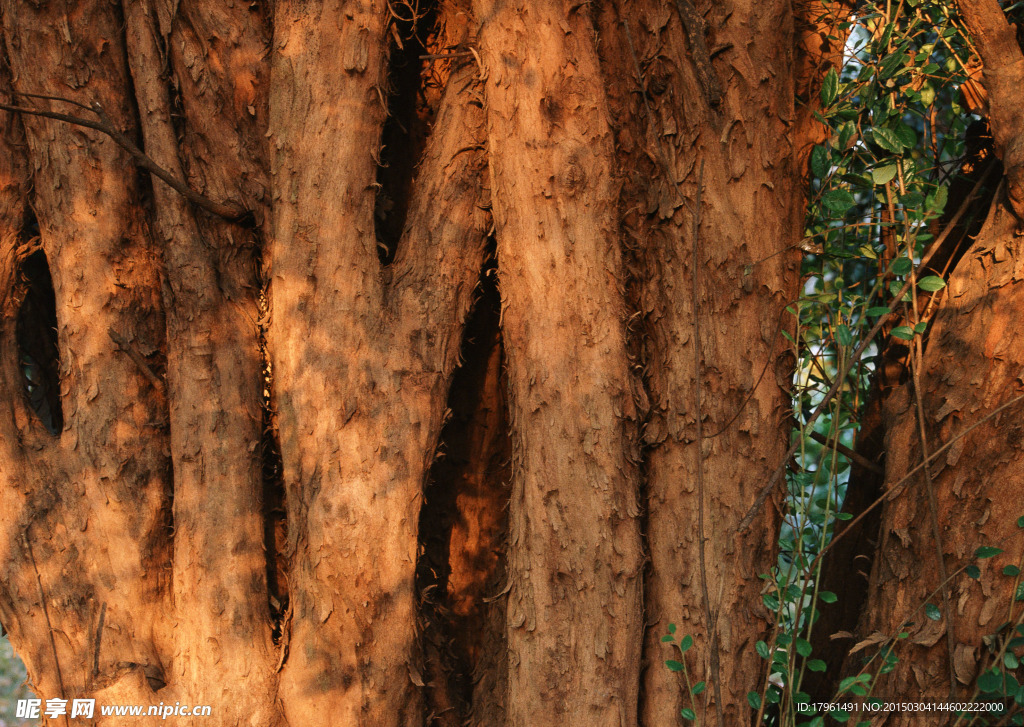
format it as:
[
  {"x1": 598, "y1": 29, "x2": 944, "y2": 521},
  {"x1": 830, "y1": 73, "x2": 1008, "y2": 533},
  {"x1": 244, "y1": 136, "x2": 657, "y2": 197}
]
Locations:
[
  {"x1": 268, "y1": 2, "x2": 490, "y2": 723},
  {"x1": 855, "y1": 197, "x2": 1024, "y2": 724},
  {"x1": 596, "y1": 1, "x2": 807, "y2": 723},
  {"x1": 0, "y1": 0, "x2": 170, "y2": 711},
  {"x1": 473, "y1": 2, "x2": 645, "y2": 724}
]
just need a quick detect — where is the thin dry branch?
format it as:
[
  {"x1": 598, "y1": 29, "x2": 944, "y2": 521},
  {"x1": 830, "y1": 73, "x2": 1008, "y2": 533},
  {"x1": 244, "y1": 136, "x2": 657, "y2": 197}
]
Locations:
[
  {"x1": 0, "y1": 94, "x2": 248, "y2": 222},
  {"x1": 690, "y1": 161, "x2": 725, "y2": 726},
  {"x1": 107, "y1": 328, "x2": 164, "y2": 395}
]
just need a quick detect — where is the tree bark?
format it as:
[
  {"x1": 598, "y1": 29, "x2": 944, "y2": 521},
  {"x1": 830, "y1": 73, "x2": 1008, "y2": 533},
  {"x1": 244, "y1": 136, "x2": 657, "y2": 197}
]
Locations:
[
  {"x1": 473, "y1": 2, "x2": 645, "y2": 723},
  {"x1": 594, "y1": 0, "x2": 833, "y2": 721},
  {"x1": 0, "y1": 1, "x2": 841, "y2": 725}
]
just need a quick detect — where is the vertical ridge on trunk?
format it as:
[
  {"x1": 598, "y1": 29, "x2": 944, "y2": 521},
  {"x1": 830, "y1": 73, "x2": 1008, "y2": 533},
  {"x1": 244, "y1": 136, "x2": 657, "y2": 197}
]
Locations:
[
  {"x1": 123, "y1": 1, "x2": 280, "y2": 721},
  {"x1": 473, "y1": 2, "x2": 645, "y2": 724},
  {"x1": 0, "y1": 0, "x2": 171, "y2": 709},
  {"x1": 594, "y1": 1, "x2": 820, "y2": 722},
  {"x1": 268, "y1": 1, "x2": 490, "y2": 722}
]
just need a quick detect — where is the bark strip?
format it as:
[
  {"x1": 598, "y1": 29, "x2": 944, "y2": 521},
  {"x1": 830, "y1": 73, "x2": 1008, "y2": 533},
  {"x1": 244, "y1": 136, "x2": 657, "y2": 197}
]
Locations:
[
  {"x1": 473, "y1": 2, "x2": 645, "y2": 724},
  {"x1": 0, "y1": 0, "x2": 170, "y2": 711},
  {"x1": 123, "y1": 2, "x2": 280, "y2": 722}
]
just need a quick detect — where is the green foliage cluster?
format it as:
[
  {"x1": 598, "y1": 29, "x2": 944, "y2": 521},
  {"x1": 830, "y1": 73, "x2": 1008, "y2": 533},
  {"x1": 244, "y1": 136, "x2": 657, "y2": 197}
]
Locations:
[{"x1": 664, "y1": 1, "x2": 1024, "y2": 724}]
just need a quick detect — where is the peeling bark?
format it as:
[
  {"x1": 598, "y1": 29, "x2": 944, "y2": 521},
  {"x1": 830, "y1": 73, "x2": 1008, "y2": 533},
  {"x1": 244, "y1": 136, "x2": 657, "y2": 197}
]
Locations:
[
  {"x1": 855, "y1": 197, "x2": 1024, "y2": 722},
  {"x1": 268, "y1": 2, "x2": 490, "y2": 723},
  {"x1": 473, "y1": 2, "x2": 645, "y2": 724},
  {"x1": 0, "y1": 1, "x2": 868, "y2": 725},
  {"x1": 0, "y1": 0, "x2": 170, "y2": 710},
  {"x1": 596, "y1": 1, "x2": 810, "y2": 722}
]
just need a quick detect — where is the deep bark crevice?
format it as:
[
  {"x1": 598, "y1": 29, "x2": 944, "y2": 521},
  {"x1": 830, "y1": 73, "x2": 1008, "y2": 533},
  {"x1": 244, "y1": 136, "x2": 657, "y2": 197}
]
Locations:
[
  {"x1": 417, "y1": 260, "x2": 510, "y2": 725},
  {"x1": 259, "y1": 268, "x2": 287, "y2": 632},
  {"x1": 376, "y1": 1, "x2": 440, "y2": 265},
  {"x1": 14, "y1": 233, "x2": 61, "y2": 436}
]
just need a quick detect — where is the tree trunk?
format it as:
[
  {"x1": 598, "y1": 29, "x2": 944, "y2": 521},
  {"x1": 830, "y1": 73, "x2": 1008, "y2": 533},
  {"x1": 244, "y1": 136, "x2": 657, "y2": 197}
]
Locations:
[{"x1": 0, "y1": 1, "x2": 832, "y2": 725}]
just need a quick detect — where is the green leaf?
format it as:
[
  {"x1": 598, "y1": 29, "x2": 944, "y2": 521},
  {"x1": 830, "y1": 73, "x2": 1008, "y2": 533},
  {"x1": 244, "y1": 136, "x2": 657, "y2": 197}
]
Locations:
[
  {"x1": 1017, "y1": 515, "x2": 1024, "y2": 528},
  {"x1": 890, "y1": 326, "x2": 915, "y2": 340},
  {"x1": 891, "y1": 257, "x2": 913, "y2": 276},
  {"x1": 894, "y1": 123, "x2": 917, "y2": 149},
  {"x1": 925, "y1": 603, "x2": 942, "y2": 621},
  {"x1": 917, "y1": 276, "x2": 946, "y2": 292},
  {"x1": 665, "y1": 659, "x2": 684, "y2": 673},
  {"x1": 927, "y1": 184, "x2": 948, "y2": 213},
  {"x1": 821, "y1": 68, "x2": 839, "y2": 107},
  {"x1": 889, "y1": 280, "x2": 910, "y2": 301},
  {"x1": 835, "y1": 324, "x2": 852, "y2": 347},
  {"x1": 836, "y1": 511, "x2": 853, "y2": 520},
  {"x1": 668, "y1": 623, "x2": 676, "y2": 634},
  {"x1": 680, "y1": 635, "x2": 694, "y2": 653},
  {"x1": 914, "y1": 321, "x2": 927, "y2": 334},
  {"x1": 747, "y1": 691, "x2": 762, "y2": 710},
  {"x1": 838, "y1": 120, "x2": 857, "y2": 149},
  {"x1": 872, "y1": 164, "x2": 899, "y2": 185},
  {"x1": 661, "y1": 634, "x2": 674, "y2": 643},
  {"x1": 691, "y1": 681, "x2": 706, "y2": 695},
  {"x1": 819, "y1": 590, "x2": 838, "y2": 604},
  {"x1": 1004, "y1": 565, "x2": 1021, "y2": 577},
  {"x1": 900, "y1": 190, "x2": 924, "y2": 209},
  {"x1": 822, "y1": 189, "x2": 856, "y2": 213},
  {"x1": 1016, "y1": 582, "x2": 1024, "y2": 601},
  {"x1": 833, "y1": 708, "x2": 851, "y2": 723},
  {"x1": 978, "y1": 668, "x2": 1002, "y2": 693},
  {"x1": 811, "y1": 145, "x2": 830, "y2": 179},
  {"x1": 1006, "y1": 652, "x2": 1020, "y2": 670},
  {"x1": 920, "y1": 82, "x2": 935, "y2": 107},
  {"x1": 967, "y1": 565, "x2": 981, "y2": 579},
  {"x1": 681, "y1": 707, "x2": 697, "y2": 721},
  {"x1": 756, "y1": 640, "x2": 771, "y2": 659},
  {"x1": 872, "y1": 126, "x2": 904, "y2": 153},
  {"x1": 867, "y1": 306, "x2": 891, "y2": 317},
  {"x1": 796, "y1": 638, "x2": 812, "y2": 657},
  {"x1": 975, "y1": 546, "x2": 1004, "y2": 559},
  {"x1": 808, "y1": 659, "x2": 827, "y2": 672}
]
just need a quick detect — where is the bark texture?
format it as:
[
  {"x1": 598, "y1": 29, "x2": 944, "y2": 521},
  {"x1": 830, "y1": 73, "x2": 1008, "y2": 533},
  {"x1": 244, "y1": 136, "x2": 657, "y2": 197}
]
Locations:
[
  {"x1": 0, "y1": 1, "x2": 845, "y2": 725},
  {"x1": 474, "y1": 2, "x2": 645, "y2": 723},
  {"x1": 855, "y1": 196, "x2": 1024, "y2": 723},
  {"x1": 594, "y1": 0, "x2": 820, "y2": 721},
  {"x1": 845, "y1": 4, "x2": 1024, "y2": 721}
]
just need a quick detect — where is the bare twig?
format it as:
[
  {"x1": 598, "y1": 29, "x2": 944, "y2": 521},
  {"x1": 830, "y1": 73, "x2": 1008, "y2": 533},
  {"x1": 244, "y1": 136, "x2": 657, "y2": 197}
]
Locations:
[
  {"x1": 91, "y1": 601, "x2": 107, "y2": 680},
  {"x1": 738, "y1": 163, "x2": 998, "y2": 532},
  {"x1": 901, "y1": 183, "x2": 958, "y2": 696},
  {"x1": 815, "y1": 391, "x2": 1024, "y2": 565},
  {"x1": 806, "y1": 429, "x2": 883, "y2": 475},
  {"x1": 0, "y1": 94, "x2": 247, "y2": 221},
  {"x1": 108, "y1": 328, "x2": 164, "y2": 394}
]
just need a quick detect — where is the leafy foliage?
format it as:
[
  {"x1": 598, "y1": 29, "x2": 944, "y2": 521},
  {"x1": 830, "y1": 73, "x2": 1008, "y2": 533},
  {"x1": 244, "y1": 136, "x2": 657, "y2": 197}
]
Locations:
[{"x1": 663, "y1": 0, "x2": 1024, "y2": 724}]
